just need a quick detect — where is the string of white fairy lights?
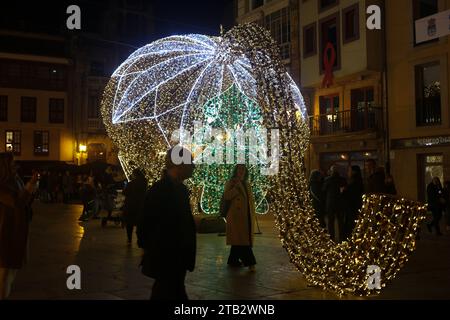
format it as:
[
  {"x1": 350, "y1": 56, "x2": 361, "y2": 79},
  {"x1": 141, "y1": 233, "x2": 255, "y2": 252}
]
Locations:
[{"x1": 101, "y1": 23, "x2": 426, "y2": 296}]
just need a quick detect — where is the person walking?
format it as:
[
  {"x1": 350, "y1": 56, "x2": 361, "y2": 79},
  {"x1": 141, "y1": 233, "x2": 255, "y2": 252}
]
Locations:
[
  {"x1": 137, "y1": 147, "x2": 196, "y2": 300},
  {"x1": 309, "y1": 170, "x2": 325, "y2": 228},
  {"x1": 427, "y1": 177, "x2": 445, "y2": 236},
  {"x1": 223, "y1": 164, "x2": 257, "y2": 271},
  {"x1": 322, "y1": 165, "x2": 346, "y2": 242},
  {"x1": 78, "y1": 177, "x2": 96, "y2": 222},
  {"x1": 123, "y1": 168, "x2": 147, "y2": 245},
  {"x1": 342, "y1": 166, "x2": 364, "y2": 241},
  {"x1": 0, "y1": 152, "x2": 38, "y2": 299}
]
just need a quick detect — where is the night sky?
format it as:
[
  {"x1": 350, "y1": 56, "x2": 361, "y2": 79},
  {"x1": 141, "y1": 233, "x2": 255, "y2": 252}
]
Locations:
[
  {"x1": 0, "y1": 0, "x2": 235, "y2": 43},
  {"x1": 151, "y1": 0, "x2": 235, "y2": 39}
]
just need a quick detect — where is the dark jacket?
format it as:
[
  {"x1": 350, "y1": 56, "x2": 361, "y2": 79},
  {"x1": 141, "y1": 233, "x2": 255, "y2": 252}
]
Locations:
[
  {"x1": 0, "y1": 178, "x2": 33, "y2": 268},
  {"x1": 367, "y1": 170, "x2": 386, "y2": 194},
  {"x1": 343, "y1": 179, "x2": 364, "y2": 216},
  {"x1": 309, "y1": 179, "x2": 324, "y2": 217},
  {"x1": 427, "y1": 182, "x2": 444, "y2": 212},
  {"x1": 137, "y1": 175, "x2": 196, "y2": 279},
  {"x1": 322, "y1": 174, "x2": 346, "y2": 214},
  {"x1": 385, "y1": 182, "x2": 397, "y2": 195},
  {"x1": 123, "y1": 175, "x2": 147, "y2": 225}
]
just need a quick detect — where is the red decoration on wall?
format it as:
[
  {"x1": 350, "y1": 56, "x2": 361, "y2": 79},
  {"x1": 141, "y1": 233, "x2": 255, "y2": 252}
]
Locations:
[{"x1": 322, "y1": 42, "x2": 336, "y2": 88}]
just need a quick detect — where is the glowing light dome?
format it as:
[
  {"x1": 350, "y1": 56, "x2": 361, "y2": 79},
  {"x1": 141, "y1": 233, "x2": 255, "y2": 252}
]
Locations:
[{"x1": 110, "y1": 34, "x2": 307, "y2": 129}]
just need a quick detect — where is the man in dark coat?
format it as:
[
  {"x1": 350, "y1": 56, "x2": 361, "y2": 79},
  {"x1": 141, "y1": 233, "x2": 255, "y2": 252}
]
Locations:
[
  {"x1": 137, "y1": 147, "x2": 196, "y2": 300},
  {"x1": 322, "y1": 165, "x2": 346, "y2": 241},
  {"x1": 123, "y1": 168, "x2": 148, "y2": 244}
]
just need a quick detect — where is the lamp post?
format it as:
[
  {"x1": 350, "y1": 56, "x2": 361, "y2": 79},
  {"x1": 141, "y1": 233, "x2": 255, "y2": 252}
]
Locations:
[{"x1": 78, "y1": 144, "x2": 87, "y2": 165}]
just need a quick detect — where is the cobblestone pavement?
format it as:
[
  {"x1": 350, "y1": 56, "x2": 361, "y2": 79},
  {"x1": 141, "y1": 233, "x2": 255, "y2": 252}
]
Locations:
[{"x1": 8, "y1": 202, "x2": 450, "y2": 300}]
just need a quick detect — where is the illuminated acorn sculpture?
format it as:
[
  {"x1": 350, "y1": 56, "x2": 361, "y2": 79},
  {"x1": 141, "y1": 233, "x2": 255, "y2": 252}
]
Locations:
[{"x1": 102, "y1": 24, "x2": 426, "y2": 296}]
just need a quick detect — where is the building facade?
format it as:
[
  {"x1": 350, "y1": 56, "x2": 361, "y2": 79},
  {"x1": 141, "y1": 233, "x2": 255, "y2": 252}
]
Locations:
[
  {"x1": 387, "y1": 0, "x2": 450, "y2": 201},
  {"x1": 299, "y1": 0, "x2": 386, "y2": 178},
  {"x1": 235, "y1": 0, "x2": 301, "y2": 83},
  {"x1": 0, "y1": 31, "x2": 75, "y2": 165},
  {"x1": 71, "y1": 0, "x2": 154, "y2": 166},
  {"x1": 0, "y1": 0, "x2": 154, "y2": 167}
]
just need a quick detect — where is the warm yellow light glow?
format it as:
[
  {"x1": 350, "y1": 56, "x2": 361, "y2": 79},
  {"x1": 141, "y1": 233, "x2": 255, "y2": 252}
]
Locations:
[{"x1": 79, "y1": 144, "x2": 87, "y2": 152}]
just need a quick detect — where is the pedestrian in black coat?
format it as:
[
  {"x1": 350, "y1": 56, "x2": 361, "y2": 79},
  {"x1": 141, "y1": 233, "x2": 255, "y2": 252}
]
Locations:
[
  {"x1": 123, "y1": 168, "x2": 147, "y2": 244},
  {"x1": 342, "y1": 166, "x2": 364, "y2": 241},
  {"x1": 309, "y1": 170, "x2": 325, "y2": 228},
  {"x1": 427, "y1": 177, "x2": 445, "y2": 236},
  {"x1": 137, "y1": 147, "x2": 196, "y2": 300},
  {"x1": 322, "y1": 165, "x2": 346, "y2": 242}
]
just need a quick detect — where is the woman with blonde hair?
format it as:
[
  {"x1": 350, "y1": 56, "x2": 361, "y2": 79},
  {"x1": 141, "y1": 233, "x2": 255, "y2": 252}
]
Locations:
[
  {"x1": 223, "y1": 164, "x2": 256, "y2": 271},
  {"x1": 0, "y1": 152, "x2": 37, "y2": 299}
]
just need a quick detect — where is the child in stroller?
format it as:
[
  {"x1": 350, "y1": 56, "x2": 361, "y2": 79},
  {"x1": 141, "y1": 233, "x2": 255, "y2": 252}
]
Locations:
[{"x1": 100, "y1": 184, "x2": 125, "y2": 227}]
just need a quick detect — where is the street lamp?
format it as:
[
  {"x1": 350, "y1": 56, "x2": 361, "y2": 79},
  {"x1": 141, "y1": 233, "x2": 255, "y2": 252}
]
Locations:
[
  {"x1": 77, "y1": 144, "x2": 87, "y2": 166},
  {"x1": 79, "y1": 144, "x2": 87, "y2": 152}
]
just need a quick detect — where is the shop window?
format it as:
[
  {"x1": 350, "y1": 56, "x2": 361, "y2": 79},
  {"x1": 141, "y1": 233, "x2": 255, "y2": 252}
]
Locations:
[
  {"x1": 419, "y1": 154, "x2": 444, "y2": 201},
  {"x1": 320, "y1": 151, "x2": 377, "y2": 176}
]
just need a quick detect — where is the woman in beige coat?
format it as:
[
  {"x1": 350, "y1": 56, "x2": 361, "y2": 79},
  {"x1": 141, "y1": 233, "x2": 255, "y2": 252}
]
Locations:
[{"x1": 223, "y1": 165, "x2": 256, "y2": 271}]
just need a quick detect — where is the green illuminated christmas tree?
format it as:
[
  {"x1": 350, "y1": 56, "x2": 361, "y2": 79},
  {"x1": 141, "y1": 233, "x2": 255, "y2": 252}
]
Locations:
[{"x1": 191, "y1": 85, "x2": 269, "y2": 215}]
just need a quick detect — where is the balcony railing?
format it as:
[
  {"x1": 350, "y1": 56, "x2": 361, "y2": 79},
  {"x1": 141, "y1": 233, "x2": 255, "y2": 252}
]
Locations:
[
  {"x1": 309, "y1": 107, "x2": 383, "y2": 136},
  {"x1": 416, "y1": 97, "x2": 441, "y2": 126},
  {"x1": 87, "y1": 118, "x2": 105, "y2": 131}
]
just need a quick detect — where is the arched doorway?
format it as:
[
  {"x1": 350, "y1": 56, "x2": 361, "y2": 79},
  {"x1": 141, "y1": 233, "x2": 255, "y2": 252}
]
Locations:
[{"x1": 87, "y1": 143, "x2": 107, "y2": 163}]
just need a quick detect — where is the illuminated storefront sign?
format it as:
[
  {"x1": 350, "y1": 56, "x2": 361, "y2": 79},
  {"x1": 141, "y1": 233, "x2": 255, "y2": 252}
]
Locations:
[{"x1": 391, "y1": 135, "x2": 450, "y2": 149}]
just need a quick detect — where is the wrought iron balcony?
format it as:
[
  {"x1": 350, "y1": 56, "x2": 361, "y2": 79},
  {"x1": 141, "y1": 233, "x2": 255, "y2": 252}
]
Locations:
[
  {"x1": 309, "y1": 106, "x2": 383, "y2": 136},
  {"x1": 86, "y1": 118, "x2": 105, "y2": 132}
]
